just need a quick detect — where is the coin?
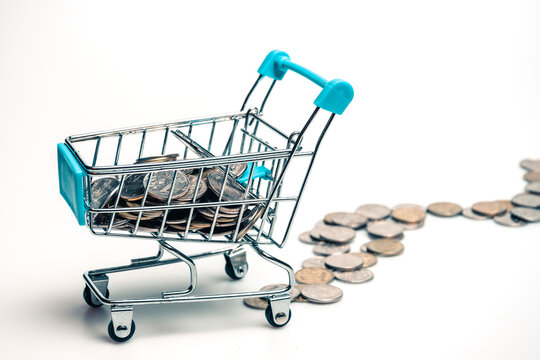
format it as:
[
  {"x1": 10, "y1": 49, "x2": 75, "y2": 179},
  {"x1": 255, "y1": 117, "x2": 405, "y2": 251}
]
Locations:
[
  {"x1": 427, "y1": 202, "x2": 463, "y2": 217},
  {"x1": 299, "y1": 231, "x2": 322, "y2": 245},
  {"x1": 319, "y1": 226, "x2": 356, "y2": 244},
  {"x1": 525, "y1": 182, "x2": 540, "y2": 195},
  {"x1": 313, "y1": 243, "x2": 351, "y2": 256},
  {"x1": 462, "y1": 207, "x2": 490, "y2": 220},
  {"x1": 119, "y1": 174, "x2": 148, "y2": 201},
  {"x1": 524, "y1": 171, "x2": 540, "y2": 182},
  {"x1": 392, "y1": 206, "x2": 426, "y2": 224},
  {"x1": 366, "y1": 239, "x2": 404, "y2": 257},
  {"x1": 359, "y1": 243, "x2": 369, "y2": 253},
  {"x1": 148, "y1": 170, "x2": 190, "y2": 202},
  {"x1": 230, "y1": 163, "x2": 247, "y2": 176},
  {"x1": 314, "y1": 220, "x2": 328, "y2": 228},
  {"x1": 290, "y1": 286, "x2": 301, "y2": 301},
  {"x1": 390, "y1": 219, "x2": 424, "y2": 231},
  {"x1": 174, "y1": 175, "x2": 208, "y2": 202},
  {"x1": 520, "y1": 159, "x2": 540, "y2": 171},
  {"x1": 511, "y1": 193, "x2": 540, "y2": 208},
  {"x1": 90, "y1": 177, "x2": 119, "y2": 208},
  {"x1": 323, "y1": 212, "x2": 342, "y2": 225},
  {"x1": 295, "y1": 267, "x2": 334, "y2": 284},
  {"x1": 294, "y1": 284, "x2": 309, "y2": 303},
  {"x1": 493, "y1": 212, "x2": 527, "y2": 227},
  {"x1": 356, "y1": 204, "x2": 391, "y2": 220},
  {"x1": 366, "y1": 220, "x2": 404, "y2": 238},
  {"x1": 135, "y1": 154, "x2": 179, "y2": 164},
  {"x1": 350, "y1": 252, "x2": 377, "y2": 267},
  {"x1": 207, "y1": 171, "x2": 248, "y2": 201},
  {"x1": 334, "y1": 268, "x2": 374, "y2": 284},
  {"x1": 510, "y1": 207, "x2": 540, "y2": 222},
  {"x1": 325, "y1": 212, "x2": 367, "y2": 229},
  {"x1": 471, "y1": 201, "x2": 507, "y2": 217},
  {"x1": 301, "y1": 284, "x2": 343, "y2": 304},
  {"x1": 324, "y1": 253, "x2": 364, "y2": 271},
  {"x1": 302, "y1": 256, "x2": 327, "y2": 268},
  {"x1": 310, "y1": 224, "x2": 343, "y2": 241}
]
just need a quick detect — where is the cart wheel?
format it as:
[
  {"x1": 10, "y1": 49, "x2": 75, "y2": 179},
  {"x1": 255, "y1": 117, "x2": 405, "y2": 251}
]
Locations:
[
  {"x1": 108, "y1": 320, "x2": 136, "y2": 343},
  {"x1": 265, "y1": 305, "x2": 291, "y2": 328},
  {"x1": 83, "y1": 286, "x2": 110, "y2": 308},
  {"x1": 224, "y1": 256, "x2": 248, "y2": 280}
]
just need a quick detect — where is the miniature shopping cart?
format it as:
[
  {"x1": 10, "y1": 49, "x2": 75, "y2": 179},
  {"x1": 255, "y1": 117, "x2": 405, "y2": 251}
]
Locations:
[{"x1": 57, "y1": 50, "x2": 353, "y2": 342}]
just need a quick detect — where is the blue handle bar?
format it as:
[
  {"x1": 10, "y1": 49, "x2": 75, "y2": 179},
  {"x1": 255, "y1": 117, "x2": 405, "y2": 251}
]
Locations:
[{"x1": 257, "y1": 50, "x2": 354, "y2": 115}]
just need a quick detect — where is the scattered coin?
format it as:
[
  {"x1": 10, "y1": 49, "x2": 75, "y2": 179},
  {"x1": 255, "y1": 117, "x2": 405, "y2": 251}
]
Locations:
[
  {"x1": 350, "y1": 252, "x2": 377, "y2": 267},
  {"x1": 520, "y1": 159, "x2": 540, "y2": 171},
  {"x1": 324, "y1": 254, "x2": 364, "y2": 272},
  {"x1": 390, "y1": 219, "x2": 424, "y2": 231},
  {"x1": 511, "y1": 193, "x2": 540, "y2": 208},
  {"x1": 295, "y1": 267, "x2": 334, "y2": 284},
  {"x1": 356, "y1": 204, "x2": 391, "y2": 220},
  {"x1": 524, "y1": 171, "x2": 540, "y2": 182},
  {"x1": 366, "y1": 239, "x2": 404, "y2": 257},
  {"x1": 323, "y1": 212, "x2": 343, "y2": 225},
  {"x1": 319, "y1": 226, "x2": 356, "y2": 244},
  {"x1": 525, "y1": 182, "x2": 540, "y2": 195},
  {"x1": 462, "y1": 207, "x2": 490, "y2": 220},
  {"x1": 327, "y1": 212, "x2": 368, "y2": 229},
  {"x1": 310, "y1": 224, "x2": 342, "y2": 241},
  {"x1": 294, "y1": 284, "x2": 309, "y2": 303},
  {"x1": 313, "y1": 243, "x2": 351, "y2": 256},
  {"x1": 471, "y1": 201, "x2": 507, "y2": 217},
  {"x1": 427, "y1": 202, "x2": 462, "y2": 217},
  {"x1": 301, "y1": 284, "x2": 343, "y2": 304},
  {"x1": 334, "y1": 268, "x2": 374, "y2": 284},
  {"x1": 493, "y1": 212, "x2": 527, "y2": 227},
  {"x1": 243, "y1": 296, "x2": 267, "y2": 310},
  {"x1": 366, "y1": 220, "x2": 404, "y2": 238},
  {"x1": 302, "y1": 256, "x2": 327, "y2": 269},
  {"x1": 148, "y1": 170, "x2": 190, "y2": 202},
  {"x1": 290, "y1": 286, "x2": 301, "y2": 301},
  {"x1": 510, "y1": 207, "x2": 540, "y2": 223},
  {"x1": 299, "y1": 231, "x2": 322, "y2": 245}
]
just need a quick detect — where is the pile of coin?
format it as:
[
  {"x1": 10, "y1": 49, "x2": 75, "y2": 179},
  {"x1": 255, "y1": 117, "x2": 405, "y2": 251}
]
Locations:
[
  {"x1": 243, "y1": 158, "x2": 540, "y2": 310},
  {"x1": 90, "y1": 154, "x2": 263, "y2": 238}
]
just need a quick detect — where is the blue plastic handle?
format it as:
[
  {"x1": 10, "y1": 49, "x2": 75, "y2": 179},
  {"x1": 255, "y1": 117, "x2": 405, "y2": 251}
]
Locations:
[
  {"x1": 257, "y1": 50, "x2": 354, "y2": 115},
  {"x1": 237, "y1": 163, "x2": 273, "y2": 185},
  {"x1": 58, "y1": 143, "x2": 87, "y2": 225}
]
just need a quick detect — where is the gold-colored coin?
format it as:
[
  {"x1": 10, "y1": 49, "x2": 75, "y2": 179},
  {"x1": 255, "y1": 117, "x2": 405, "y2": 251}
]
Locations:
[
  {"x1": 471, "y1": 201, "x2": 507, "y2": 217},
  {"x1": 350, "y1": 252, "x2": 377, "y2": 267},
  {"x1": 427, "y1": 202, "x2": 462, "y2": 217},
  {"x1": 295, "y1": 267, "x2": 334, "y2": 285},
  {"x1": 391, "y1": 207, "x2": 426, "y2": 224},
  {"x1": 366, "y1": 239, "x2": 404, "y2": 257}
]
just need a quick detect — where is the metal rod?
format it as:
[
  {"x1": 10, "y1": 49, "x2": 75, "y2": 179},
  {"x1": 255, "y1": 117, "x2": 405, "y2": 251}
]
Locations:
[
  {"x1": 161, "y1": 127, "x2": 169, "y2": 155},
  {"x1": 259, "y1": 79, "x2": 276, "y2": 113},
  {"x1": 240, "y1": 74, "x2": 262, "y2": 111},
  {"x1": 114, "y1": 134, "x2": 123, "y2": 165},
  {"x1": 138, "y1": 130, "x2": 147, "y2": 159},
  {"x1": 92, "y1": 138, "x2": 101, "y2": 166}
]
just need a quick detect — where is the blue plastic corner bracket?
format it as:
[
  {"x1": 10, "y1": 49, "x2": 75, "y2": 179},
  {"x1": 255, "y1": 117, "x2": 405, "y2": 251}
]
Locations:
[
  {"x1": 57, "y1": 143, "x2": 87, "y2": 225},
  {"x1": 257, "y1": 50, "x2": 354, "y2": 115}
]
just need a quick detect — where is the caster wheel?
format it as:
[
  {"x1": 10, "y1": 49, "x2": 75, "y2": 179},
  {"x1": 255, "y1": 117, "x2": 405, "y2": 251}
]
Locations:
[
  {"x1": 108, "y1": 320, "x2": 136, "y2": 343},
  {"x1": 83, "y1": 286, "x2": 110, "y2": 308},
  {"x1": 224, "y1": 256, "x2": 248, "y2": 280},
  {"x1": 265, "y1": 305, "x2": 291, "y2": 328}
]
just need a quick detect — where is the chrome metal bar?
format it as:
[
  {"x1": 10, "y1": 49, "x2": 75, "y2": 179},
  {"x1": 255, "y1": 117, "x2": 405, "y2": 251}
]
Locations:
[
  {"x1": 208, "y1": 120, "x2": 216, "y2": 152},
  {"x1": 92, "y1": 138, "x2": 101, "y2": 167},
  {"x1": 158, "y1": 170, "x2": 179, "y2": 237},
  {"x1": 161, "y1": 127, "x2": 169, "y2": 155},
  {"x1": 114, "y1": 134, "x2": 123, "y2": 165},
  {"x1": 132, "y1": 171, "x2": 154, "y2": 235},
  {"x1": 106, "y1": 174, "x2": 126, "y2": 235},
  {"x1": 138, "y1": 130, "x2": 147, "y2": 159},
  {"x1": 208, "y1": 165, "x2": 231, "y2": 240},
  {"x1": 259, "y1": 79, "x2": 276, "y2": 113},
  {"x1": 240, "y1": 74, "x2": 262, "y2": 111},
  {"x1": 183, "y1": 124, "x2": 193, "y2": 159},
  {"x1": 249, "y1": 113, "x2": 289, "y2": 140},
  {"x1": 239, "y1": 129, "x2": 276, "y2": 151},
  {"x1": 183, "y1": 167, "x2": 204, "y2": 239},
  {"x1": 159, "y1": 240, "x2": 196, "y2": 298},
  {"x1": 232, "y1": 161, "x2": 256, "y2": 241},
  {"x1": 222, "y1": 118, "x2": 239, "y2": 156}
]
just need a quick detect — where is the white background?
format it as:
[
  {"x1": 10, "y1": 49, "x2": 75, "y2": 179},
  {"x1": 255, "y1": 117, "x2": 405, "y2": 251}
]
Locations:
[{"x1": 1, "y1": 0, "x2": 539, "y2": 359}]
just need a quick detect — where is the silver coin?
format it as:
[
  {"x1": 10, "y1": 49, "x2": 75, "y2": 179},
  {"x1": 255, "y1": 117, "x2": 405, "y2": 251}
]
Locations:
[
  {"x1": 520, "y1": 159, "x2": 540, "y2": 171},
  {"x1": 334, "y1": 268, "x2": 374, "y2": 284},
  {"x1": 525, "y1": 182, "x2": 540, "y2": 195},
  {"x1": 299, "y1": 231, "x2": 322, "y2": 245},
  {"x1": 310, "y1": 224, "x2": 343, "y2": 241},
  {"x1": 356, "y1": 204, "x2": 391, "y2": 220},
  {"x1": 462, "y1": 207, "x2": 489, "y2": 220},
  {"x1": 313, "y1": 243, "x2": 351, "y2": 256},
  {"x1": 148, "y1": 171, "x2": 190, "y2": 201},
  {"x1": 510, "y1": 207, "x2": 540, "y2": 222},
  {"x1": 330, "y1": 212, "x2": 368, "y2": 229},
  {"x1": 120, "y1": 174, "x2": 147, "y2": 201},
  {"x1": 493, "y1": 212, "x2": 527, "y2": 227},
  {"x1": 314, "y1": 220, "x2": 328, "y2": 228},
  {"x1": 302, "y1": 256, "x2": 327, "y2": 268},
  {"x1": 90, "y1": 177, "x2": 119, "y2": 208},
  {"x1": 366, "y1": 220, "x2": 404, "y2": 238},
  {"x1": 207, "y1": 171, "x2": 248, "y2": 201},
  {"x1": 324, "y1": 253, "x2": 364, "y2": 271},
  {"x1": 319, "y1": 226, "x2": 356, "y2": 244},
  {"x1": 511, "y1": 193, "x2": 540, "y2": 208},
  {"x1": 390, "y1": 218, "x2": 424, "y2": 231},
  {"x1": 301, "y1": 284, "x2": 343, "y2": 304}
]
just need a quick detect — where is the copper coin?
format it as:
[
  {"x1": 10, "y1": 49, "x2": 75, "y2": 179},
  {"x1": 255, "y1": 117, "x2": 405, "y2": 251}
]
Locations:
[
  {"x1": 366, "y1": 220, "x2": 404, "y2": 238},
  {"x1": 524, "y1": 171, "x2": 540, "y2": 182},
  {"x1": 471, "y1": 201, "x2": 507, "y2": 217},
  {"x1": 462, "y1": 207, "x2": 489, "y2": 220},
  {"x1": 427, "y1": 202, "x2": 463, "y2": 217},
  {"x1": 366, "y1": 239, "x2": 404, "y2": 257},
  {"x1": 356, "y1": 204, "x2": 391, "y2": 220},
  {"x1": 295, "y1": 268, "x2": 334, "y2": 285},
  {"x1": 392, "y1": 206, "x2": 426, "y2": 224},
  {"x1": 350, "y1": 252, "x2": 378, "y2": 267}
]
